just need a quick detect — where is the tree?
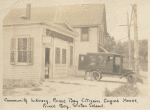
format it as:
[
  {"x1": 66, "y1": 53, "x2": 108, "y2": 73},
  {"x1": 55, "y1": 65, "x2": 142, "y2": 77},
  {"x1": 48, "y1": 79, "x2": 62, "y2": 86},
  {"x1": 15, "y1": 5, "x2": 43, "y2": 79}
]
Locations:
[
  {"x1": 104, "y1": 33, "x2": 116, "y2": 52},
  {"x1": 139, "y1": 39, "x2": 148, "y2": 61}
]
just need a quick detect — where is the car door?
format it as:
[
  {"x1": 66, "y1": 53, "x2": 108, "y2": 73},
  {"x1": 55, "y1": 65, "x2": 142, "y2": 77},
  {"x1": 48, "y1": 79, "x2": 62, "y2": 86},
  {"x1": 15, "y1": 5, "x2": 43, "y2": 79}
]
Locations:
[{"x1": 78, "y1": 54, "x2": 87, "y2": 70}]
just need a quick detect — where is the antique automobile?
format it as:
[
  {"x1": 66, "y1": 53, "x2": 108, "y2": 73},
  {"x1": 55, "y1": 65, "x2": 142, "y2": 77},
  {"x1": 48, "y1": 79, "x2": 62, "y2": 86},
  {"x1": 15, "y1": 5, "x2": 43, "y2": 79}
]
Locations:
[{"x1": 78, "y1": 52, "x2": 136, "y2": 84}]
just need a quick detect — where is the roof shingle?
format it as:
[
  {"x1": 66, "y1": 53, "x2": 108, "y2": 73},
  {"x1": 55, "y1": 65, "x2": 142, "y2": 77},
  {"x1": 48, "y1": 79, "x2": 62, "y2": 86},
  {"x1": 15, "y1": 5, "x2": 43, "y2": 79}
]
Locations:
[{"x1": 3, "y1": 4, "x2": 105, "y2": 26}]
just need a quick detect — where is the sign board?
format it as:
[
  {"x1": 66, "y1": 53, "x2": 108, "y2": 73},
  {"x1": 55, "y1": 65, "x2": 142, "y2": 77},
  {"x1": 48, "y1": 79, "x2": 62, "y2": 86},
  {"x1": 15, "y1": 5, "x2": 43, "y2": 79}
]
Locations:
[{"x1": 43, "y1": 36, "x2": 51, "y2": 43}]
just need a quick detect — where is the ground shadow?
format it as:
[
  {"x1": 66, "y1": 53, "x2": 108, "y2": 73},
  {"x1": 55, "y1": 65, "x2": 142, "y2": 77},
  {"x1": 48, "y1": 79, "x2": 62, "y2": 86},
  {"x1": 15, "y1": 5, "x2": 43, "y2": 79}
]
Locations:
[{"x1": 86, "y1": 79, "x2": 127, "y2": 84}]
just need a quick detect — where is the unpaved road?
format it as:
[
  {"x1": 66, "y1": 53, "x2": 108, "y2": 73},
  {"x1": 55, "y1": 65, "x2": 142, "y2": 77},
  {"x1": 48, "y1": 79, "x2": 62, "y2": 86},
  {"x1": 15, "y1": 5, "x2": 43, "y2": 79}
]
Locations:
[{"x1": 4, "y1": 71, "x2": 148, "y2": 97}]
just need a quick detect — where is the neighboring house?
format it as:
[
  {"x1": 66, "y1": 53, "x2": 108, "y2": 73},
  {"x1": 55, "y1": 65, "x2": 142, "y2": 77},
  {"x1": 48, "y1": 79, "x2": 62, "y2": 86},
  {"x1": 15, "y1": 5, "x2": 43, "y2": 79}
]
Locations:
[{"x1": 3, "y1": 4, "x2": 108, "y2": 81}]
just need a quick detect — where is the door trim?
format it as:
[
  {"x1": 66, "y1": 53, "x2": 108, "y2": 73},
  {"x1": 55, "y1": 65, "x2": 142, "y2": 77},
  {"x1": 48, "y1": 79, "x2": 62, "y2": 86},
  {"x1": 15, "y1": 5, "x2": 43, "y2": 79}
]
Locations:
[{"x1": 44, "y1": 46, "x2": 52, "y2": 78}]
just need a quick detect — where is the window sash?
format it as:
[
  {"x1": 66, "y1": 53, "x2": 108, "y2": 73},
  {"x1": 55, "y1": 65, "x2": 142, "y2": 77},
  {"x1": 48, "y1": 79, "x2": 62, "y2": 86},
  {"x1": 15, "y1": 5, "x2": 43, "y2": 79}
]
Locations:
[
  {"x1": 62, "y1": 49, "x2": 66, "y2": 64},
  {"x1": 17, "y1": 38, "x2": 28, "y2": 64},
  {"x1": 10, "y1": 37, "x2": 34, "y2": 65},
  {"x1": 81, "y1": 27, "x2": 89, "y2": 41},
  {"x1": 18, "y1": 51, "x2": 27, "y2": 63},
  {"x1": 55, "y1": 47, "x2": 60, "y2": 64}
]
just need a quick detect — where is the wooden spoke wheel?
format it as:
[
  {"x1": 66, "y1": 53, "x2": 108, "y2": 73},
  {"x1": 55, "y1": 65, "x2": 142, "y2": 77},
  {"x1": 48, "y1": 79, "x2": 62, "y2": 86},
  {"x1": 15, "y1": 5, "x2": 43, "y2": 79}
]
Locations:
[
  {"x1": 127, "y1": 74, "x2": 136, "y2": 85},
  {"x1": 92, "y1": 71, "x2": 102, "y2": 81}
]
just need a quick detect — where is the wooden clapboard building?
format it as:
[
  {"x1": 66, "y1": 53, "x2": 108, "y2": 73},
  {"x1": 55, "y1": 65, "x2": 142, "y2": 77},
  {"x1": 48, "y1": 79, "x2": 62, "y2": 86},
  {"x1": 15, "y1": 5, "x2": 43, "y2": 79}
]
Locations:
[{"x1": 3, "y1": 4, "x2": 107, "y2": 81}]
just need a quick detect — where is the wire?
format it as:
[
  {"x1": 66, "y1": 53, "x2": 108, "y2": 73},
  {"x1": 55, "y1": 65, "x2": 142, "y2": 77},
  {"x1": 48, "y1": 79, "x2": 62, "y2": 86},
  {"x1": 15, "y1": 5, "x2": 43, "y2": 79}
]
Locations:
[{"x1": 116, "y1": 37, "x2": 128, "y2": 41}]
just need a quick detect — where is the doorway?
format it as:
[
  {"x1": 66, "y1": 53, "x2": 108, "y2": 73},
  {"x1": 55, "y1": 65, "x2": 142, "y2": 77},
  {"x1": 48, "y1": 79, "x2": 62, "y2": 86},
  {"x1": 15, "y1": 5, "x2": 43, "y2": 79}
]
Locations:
[
  {"x1": 113, "y1": 56, "x2": 121, "y2": 74},
  {"x1": 45, "y1": 48, "x2": 50, "y2": 79}
]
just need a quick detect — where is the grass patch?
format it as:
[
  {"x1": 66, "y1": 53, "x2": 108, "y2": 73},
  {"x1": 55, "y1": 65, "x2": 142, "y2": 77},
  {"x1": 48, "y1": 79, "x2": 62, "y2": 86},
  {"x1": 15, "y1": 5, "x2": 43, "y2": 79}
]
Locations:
[
  {"x1": 59, "y1": 81, "x2": 70, "y2": 84},
  {"x1": 31, "y1": 87, "x2": 42, "y2": 91},
  {"x1": 3, "y1": 89, "x2": 20, "y2": 96},
  {"x1": 3, "y1": 79, "x2": 38, "y2": 89},
  {"x1": 104, "y1": 85, "x2": 140, "y2": 97}
]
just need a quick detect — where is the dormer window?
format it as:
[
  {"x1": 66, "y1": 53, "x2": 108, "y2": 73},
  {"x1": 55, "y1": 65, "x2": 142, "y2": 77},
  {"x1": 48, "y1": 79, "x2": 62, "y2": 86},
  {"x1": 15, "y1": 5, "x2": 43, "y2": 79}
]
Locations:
[{"x1": 81, "y1": 27, "x2": 89, "y2": 41}]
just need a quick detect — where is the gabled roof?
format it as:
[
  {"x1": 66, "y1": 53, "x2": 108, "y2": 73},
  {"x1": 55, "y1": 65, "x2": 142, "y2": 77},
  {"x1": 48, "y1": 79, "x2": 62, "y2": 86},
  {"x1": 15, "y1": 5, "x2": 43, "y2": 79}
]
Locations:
[{"x1": 3, "y1": 4, "x2": 105, "y2": 27}]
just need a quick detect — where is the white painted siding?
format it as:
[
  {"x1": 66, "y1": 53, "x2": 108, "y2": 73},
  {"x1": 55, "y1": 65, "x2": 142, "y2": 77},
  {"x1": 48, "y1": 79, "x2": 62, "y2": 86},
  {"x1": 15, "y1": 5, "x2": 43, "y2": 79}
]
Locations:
[
  {"x1": 53, "y1": 38, "x2": 69, "y2": 78},
  {"x1": 39, "y1": 26, "x2": 76, "y2": 79},
  {"x1": 74, "y1": 27, "x2": 98, "y2": 75},
  {"x1": 67, "y1": 42, "x2": 75, "y2": 75},
  {"x1": 3, "y1": 25, "x2": 42, "y2": 81}
]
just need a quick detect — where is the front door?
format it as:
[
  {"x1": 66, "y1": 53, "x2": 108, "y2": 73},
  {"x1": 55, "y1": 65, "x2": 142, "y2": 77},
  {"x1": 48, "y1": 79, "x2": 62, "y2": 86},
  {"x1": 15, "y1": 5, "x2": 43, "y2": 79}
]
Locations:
[{"x1": 45, "y1": 48, "x2": 50, "y2": 78}]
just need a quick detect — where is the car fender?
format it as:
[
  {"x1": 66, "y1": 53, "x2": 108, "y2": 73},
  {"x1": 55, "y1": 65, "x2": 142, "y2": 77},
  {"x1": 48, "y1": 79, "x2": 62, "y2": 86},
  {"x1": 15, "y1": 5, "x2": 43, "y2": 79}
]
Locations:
[{"x1": 90, "y1": 69, "x2": 101, "y2": 73}]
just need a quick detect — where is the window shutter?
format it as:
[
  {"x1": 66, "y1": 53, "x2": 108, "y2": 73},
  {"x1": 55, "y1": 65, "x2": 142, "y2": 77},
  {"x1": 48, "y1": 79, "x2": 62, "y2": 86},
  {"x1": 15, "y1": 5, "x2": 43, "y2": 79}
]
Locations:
[
  {"x1": 10, "y1": 38, "x2": 16, "y2": 65},
  {"x1": 27, "y1": 38, "x2": 34, "y2": 65},
  {"x1": 70, "y1": 46, "x2": 73, "y2": 66}
]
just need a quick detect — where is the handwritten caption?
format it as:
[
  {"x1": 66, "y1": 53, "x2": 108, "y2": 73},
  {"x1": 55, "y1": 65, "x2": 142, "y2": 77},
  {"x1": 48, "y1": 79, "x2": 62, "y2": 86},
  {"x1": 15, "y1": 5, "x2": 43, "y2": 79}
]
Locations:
[{"x1": 4, "y1": 98, "x2": 138, "y2": 109}]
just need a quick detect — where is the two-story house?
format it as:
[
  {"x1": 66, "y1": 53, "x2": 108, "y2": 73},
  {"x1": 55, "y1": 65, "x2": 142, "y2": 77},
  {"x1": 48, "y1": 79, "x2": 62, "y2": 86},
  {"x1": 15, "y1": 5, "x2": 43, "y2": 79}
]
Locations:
[{"x1": 3, "y1": 4, "x2": 108, "y2": 81}]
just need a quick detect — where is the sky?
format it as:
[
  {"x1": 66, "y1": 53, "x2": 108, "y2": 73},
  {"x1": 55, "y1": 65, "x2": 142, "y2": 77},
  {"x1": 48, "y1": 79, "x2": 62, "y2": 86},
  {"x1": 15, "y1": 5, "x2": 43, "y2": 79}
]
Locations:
[{"x1": 1, "y1": 0, "x2": 150, "y2": 42}]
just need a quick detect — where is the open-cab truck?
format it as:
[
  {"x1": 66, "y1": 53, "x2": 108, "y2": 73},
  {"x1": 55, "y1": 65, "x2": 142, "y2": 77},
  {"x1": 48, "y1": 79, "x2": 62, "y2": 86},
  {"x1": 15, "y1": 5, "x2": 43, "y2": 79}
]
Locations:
[{"x1": 78, "y1": 52, "x2": 137, "y2": 84}]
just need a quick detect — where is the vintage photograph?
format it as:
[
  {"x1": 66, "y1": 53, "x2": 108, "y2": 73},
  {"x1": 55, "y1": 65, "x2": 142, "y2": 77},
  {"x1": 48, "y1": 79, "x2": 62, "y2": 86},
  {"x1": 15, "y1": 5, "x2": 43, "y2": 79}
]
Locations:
[{"x1": 1, "y1": 0, "x2": 148, "y2": 99}]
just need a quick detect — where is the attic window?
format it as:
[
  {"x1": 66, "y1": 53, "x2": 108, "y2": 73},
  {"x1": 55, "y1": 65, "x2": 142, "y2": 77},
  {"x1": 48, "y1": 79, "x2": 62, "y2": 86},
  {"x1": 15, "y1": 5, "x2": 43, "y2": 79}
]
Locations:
[{"x1": 81, "y1": 27, "x2": 89, "y2": 41}]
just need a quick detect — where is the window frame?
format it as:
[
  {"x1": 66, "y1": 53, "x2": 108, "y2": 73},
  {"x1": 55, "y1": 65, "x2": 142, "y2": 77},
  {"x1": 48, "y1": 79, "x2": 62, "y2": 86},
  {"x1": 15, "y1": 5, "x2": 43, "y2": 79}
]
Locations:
[
  {"x1": 81, "y1": 27, "x2": 89, "y2": 42},
  {"x1": 55, "y1": 47, "x2": 61, "y2": 64},
  {"x1": 62, "y1": 48, "x2": 67, "y2": 64},
  {"x1": 15, "y1": 37, "x2": 28, "y2": 65},
  {"x1": 17, "y1": 38, "x2": 28, "y2": 65},
  {"x1": 11, "y1": 36, "x2": 34, "y2": 66}
]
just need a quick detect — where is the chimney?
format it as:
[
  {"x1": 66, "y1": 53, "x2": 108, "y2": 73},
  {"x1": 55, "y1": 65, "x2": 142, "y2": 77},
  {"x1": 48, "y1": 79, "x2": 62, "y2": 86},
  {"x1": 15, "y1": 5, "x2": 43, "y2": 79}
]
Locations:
[{"x1": 26, "y1": 4, "x2": 31, "y2": 20}]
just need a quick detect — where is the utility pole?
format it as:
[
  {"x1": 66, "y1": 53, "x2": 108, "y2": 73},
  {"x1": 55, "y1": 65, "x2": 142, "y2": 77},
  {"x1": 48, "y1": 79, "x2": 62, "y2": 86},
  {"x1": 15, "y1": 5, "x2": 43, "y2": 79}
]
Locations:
[
  {"x1": 126, "y1": 12, "x2": 131, "y2": 69},
  {"x1": 119, "y1": 11, "x2": 133, "y2": 69},
  {"x1": 133, "y1": 4, "x2": 139, "y2": 76}
]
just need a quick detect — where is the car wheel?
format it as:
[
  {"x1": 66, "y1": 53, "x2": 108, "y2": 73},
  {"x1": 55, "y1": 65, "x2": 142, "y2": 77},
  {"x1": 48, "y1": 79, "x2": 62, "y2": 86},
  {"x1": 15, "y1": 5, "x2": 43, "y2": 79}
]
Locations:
[
  {"x1": 127, "y1": 74, "x2": 136, "y2": 85},
  {"x1": 92, "y1": 71, "x2": 101, "y2": 81}
]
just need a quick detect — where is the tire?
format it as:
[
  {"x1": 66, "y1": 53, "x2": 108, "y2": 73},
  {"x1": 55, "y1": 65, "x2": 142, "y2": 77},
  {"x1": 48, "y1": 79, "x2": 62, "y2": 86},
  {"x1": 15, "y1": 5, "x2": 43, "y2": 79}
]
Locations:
[
  {"x1": 127, "y1": 74, "x2": 136, "y2": 85},
  {"x1": 92, "y1": 71, "x2": 102, "y2": 81}
]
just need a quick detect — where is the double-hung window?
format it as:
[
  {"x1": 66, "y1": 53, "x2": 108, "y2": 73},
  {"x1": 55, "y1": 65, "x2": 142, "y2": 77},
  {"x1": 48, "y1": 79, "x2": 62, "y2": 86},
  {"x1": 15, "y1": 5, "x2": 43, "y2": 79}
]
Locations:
[
  {"x1": 10, "y1": 37, "x2": 34, "y2": 65},
  {"x1": 18, "y1": 38, "x2": 27, "y2": 63},
  {"x1": 81, "y1": 27, "x2": 89, "y2": 41}
]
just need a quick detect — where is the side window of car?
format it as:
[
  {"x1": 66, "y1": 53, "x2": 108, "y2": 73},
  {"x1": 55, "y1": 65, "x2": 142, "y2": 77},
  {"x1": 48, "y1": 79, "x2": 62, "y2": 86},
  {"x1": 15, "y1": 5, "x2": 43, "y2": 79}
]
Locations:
[
  {"x1": 88, "y1": 55, "x2": 96, "y2": 66},
  {"x1": 97, "y1": 55, "x2": 106, "y2": 66},
  {"x1": 107, "y1": 56, "x2": 113, "y2": 63}
]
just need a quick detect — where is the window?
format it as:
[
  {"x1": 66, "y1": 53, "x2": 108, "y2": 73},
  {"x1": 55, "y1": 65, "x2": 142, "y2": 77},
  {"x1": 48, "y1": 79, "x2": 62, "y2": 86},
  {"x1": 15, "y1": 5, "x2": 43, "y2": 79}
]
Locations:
[
  {"x1": 88, "y1": 55, "x2": 97, "y2": 66},
  {"x1": 115, "y1": 57, "x2": 120, "y2": 65},
  {"x1": 62, "y1": 49, "x2": 66, "y2": 64},
  {"x1": 70, "y1": 46, "x2": 73, "y2": 66},
  {"x1": 81, "y1": 27, "x2": 89, "y2": 41},
  {"x1": 107, "y1": 56, "x2": 113, "y2": 63},
  {"x1": 97, "y1": 55, "x2": 106, "y2": 66},
  {"x1": 18, "y1": 38, "x2": 27, "y2": 63},
  {"x1": 55, "y1": 47, "x2": 60, "y2": 64},
  {"x1": 10, "y1": 37, "x2": 34, "y2": 65}
]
